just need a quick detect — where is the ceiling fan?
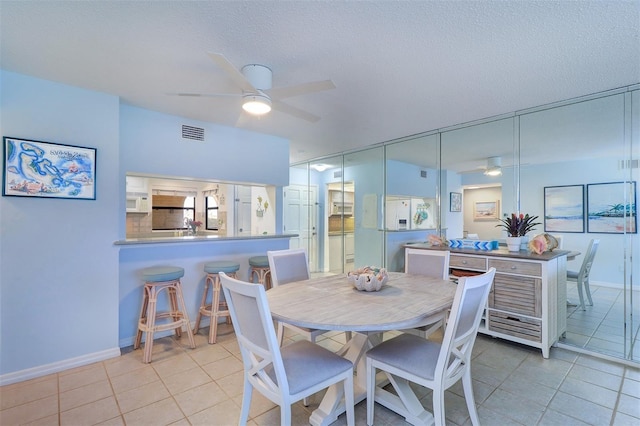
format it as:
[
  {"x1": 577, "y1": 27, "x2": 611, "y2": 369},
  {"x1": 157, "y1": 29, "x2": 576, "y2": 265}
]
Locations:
[{"x1": 171, "y1": 52, "x2": 336, "y2": 123}]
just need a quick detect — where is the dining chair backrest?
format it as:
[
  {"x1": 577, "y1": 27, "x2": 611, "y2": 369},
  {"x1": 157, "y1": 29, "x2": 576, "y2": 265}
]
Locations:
[
  {"x1": 405, "y1": 248, "x2": 450, "y2": 280},
  {"x1": 219, "y1": 271, "x2": 355, "y2": 425},
  {"x1": 219, "y1": 272, "x2": 283, "y2": 382},
  {"x1": 577, "y1": 239, "x2": 599, "y2": 281},
  {"x1": 436, "y1": 267, "x2": 495, "y2": 388},
  {"x1": 267, "y1": 248, "x2": 310, "y2": 287}
]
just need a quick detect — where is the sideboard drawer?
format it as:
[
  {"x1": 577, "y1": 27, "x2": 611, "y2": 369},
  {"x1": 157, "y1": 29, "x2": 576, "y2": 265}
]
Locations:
[
  {"x1": 488, "y1": 310, "x2": 542, "y2": 342},
  {"x1": 450, "y1": 255, "x2": 486, "y2": 271},
  {"x1": 489, "y1": 259, "x2": 542, "y2": 276},
  {"x1": 490, "y1": 274, "x2": 541, "y2": 317}
]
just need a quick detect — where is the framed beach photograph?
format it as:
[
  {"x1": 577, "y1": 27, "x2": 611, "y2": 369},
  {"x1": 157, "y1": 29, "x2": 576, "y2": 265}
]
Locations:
[
  {"x1": 3, "y1": 137, "x2": 97, "y2": 200},
  {"x1": 473, "y1": 200, "x2": 499, "y2": 220},
  {"x1": 450, "y1": 192, "x2": 462, "y2": 212},
  {"x1": 544, "y1": 185, "x2": 584, "y2": 233},
  {"x1": 587, "y1": 181, "x2": 637, "y2": 234}
]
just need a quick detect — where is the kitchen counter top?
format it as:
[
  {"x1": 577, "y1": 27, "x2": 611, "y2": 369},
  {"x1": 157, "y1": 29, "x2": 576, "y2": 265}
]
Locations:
[
  {"x1": 114, "y1": 233, "x2": 298, "y2": 246},
  {"x1": 404, "y1": 242, "x2": 570, "y2": 261}
]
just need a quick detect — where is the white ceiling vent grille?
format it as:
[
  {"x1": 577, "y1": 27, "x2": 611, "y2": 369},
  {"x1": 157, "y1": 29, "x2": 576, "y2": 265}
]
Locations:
[{"x1": 182, "y1": 125, "x2": 205, "y2": 141}]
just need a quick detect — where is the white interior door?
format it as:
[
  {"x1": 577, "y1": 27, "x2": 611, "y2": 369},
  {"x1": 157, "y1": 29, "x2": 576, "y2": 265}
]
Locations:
[{"x1": 284, "y1": 184, "x2": 318, "y2": 272}]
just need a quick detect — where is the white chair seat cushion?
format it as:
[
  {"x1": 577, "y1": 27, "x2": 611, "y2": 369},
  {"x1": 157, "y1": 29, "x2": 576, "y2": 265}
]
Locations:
[
  {"x1": 267, "y1": 340, "x2": 353, "y2": 394},
  {"x1": 567, "y1": 270, "x2": 579, "y2": 279},
  {"x1": 367, "y1": 333, "x2": 441, "y2": 381}
]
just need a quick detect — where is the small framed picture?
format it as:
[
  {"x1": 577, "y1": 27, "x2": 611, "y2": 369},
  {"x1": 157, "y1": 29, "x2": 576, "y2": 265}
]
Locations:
[
  {"x1": 450, "y1": 192, "x2": 462, "y2": 212},
  {"x1": 3, "y1": 136, "x2": 97, "y2": 200},
  {"x1": 544, "y1": 185, "x2": 584, "y2": 233},
  {"x1": 474, "y1": 200, "x2": 500, "y2": 220}
]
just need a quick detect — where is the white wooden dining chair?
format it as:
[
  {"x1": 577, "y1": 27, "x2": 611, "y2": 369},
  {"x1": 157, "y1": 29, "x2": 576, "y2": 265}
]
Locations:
[
  {"x1": 267, "y1": 248, "x2": 333, "y2": 346},
  {"x1": 219, "y1": 272, "x2": 355, "y2": 426},
  {"x1": 567, "y1": 239, "x2": 599, "y2": 310},
  {"x1": 403, "y1": 248, "x2": 451, "y2": 338},
  {"x1": 366, "y1": 267, "x2": 496, "y2": 426}
]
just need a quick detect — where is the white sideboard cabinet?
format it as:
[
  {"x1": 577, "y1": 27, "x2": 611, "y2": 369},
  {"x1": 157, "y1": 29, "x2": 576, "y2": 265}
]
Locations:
[{"x1": 404, "y1": 244, "x2": 569, "y2": 358}]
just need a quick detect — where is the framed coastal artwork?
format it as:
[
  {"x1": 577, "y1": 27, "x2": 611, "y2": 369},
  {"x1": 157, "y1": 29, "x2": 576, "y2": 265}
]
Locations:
[
  {"x1": 587, "y1": 181, "x2": 637, "y2": 234},
  {"x1": 543, "y1": 185, "x2": 585, "y2": 233},
  {"x1": 3, "y1": 137, "x2": 97, "y2": 200},
  {"x1": 450, "y1": 192, "x2": 462, "y2": 212},
  {"x1": 473, "y1": 200, "x2": 499, "y2": 220}
]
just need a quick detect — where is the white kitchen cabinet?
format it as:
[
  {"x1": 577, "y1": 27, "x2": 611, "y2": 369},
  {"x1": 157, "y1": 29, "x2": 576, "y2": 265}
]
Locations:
[
  {"x1": 126, "y1": 175, "x2": 148, "y2": 194},
  {"x1": 329, "y1": 233, "x2": 355, "y2": 273}
]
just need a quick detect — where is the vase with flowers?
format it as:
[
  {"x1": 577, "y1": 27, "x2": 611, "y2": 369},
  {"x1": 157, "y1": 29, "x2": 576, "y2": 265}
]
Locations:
[
  {"x1": 186, "y1": 219, "x2": 202, "y2": 236},
  {"x1": 496, "y1": 213, "x2": 541, "y2": 252}
]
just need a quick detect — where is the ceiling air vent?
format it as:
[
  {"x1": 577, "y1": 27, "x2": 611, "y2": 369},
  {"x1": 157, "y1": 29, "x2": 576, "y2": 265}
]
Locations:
[
  {"x1": 182, "y1": 125, "x2": 205, "y2": 141},
  {"x1": 619, "y1": 159, "x2": 639, "y2": 169}
]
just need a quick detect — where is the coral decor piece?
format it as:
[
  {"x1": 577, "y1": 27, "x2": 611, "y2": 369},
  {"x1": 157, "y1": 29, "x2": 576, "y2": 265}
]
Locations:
[
  {"x1": 348, "y1": 266, "x2": 388, "y2": 291},
  {"x1": 528, "y1": 233, "x2": 559, "y2": 254},
  {"x1": 496, "y1": 213, "x2": 541, "y2": 237},
  {"x1": 428, "y1": 234, "x2": 448, "y2": 246}
]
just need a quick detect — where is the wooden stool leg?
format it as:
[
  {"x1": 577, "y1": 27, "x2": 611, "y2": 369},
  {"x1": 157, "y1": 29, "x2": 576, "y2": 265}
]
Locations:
[
  {"x1": 143, "y1": 285, "x2": 158, "y2": 364},
  {"x1": 134, "y1": 287, "x2": 149, "y2": 350},
  {"x1": 194, "y1": 276, "x2": 211, "y2": 335},
  {"x1": 209, "y1": 274, "x2": 220, "y2": 344},
  {"x1": 174, "y1": 282, "x2": 196, "y2": 349},
  {"x1": 167, "y1": 286, "x2": 182, "y2": 338}
]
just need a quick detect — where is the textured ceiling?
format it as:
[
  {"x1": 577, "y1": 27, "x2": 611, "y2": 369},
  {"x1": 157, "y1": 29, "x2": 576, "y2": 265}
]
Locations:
[{"x1": 1, "y1": 1, "x2": 638, "y2": 165}]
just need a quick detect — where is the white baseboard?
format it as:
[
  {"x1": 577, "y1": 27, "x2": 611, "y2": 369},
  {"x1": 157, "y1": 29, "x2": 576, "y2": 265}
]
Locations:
[{"x1": 0, "y1": 347, "x2": 121, "y2": 386}]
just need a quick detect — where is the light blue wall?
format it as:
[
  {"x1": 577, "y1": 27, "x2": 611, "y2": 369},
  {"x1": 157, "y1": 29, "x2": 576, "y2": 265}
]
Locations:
[
  {"x1": 0, "y1": 70, "x2": 121, "y2": 378},
  {"x1": 0, "y1": 70, "x2": 292, "y2": 383},
  {"x1": 120, "y1": 105, "x2": 289, "y2": 186}
]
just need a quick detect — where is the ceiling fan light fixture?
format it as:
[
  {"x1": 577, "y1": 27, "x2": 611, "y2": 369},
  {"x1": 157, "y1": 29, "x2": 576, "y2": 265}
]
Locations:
[
  {"x1": 242, "y1": 94, "x2": 272, "y2": 115},
  {"x1": 484, "y1": 156, "x2": 502, "y2": 176}
]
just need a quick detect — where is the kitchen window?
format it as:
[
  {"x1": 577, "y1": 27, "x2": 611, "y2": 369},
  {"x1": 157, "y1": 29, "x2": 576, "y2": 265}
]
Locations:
[
  {"x1": 205, "y1": 196, "x2": 219, "y2": 230},
  {"x1": 151, "y1": 192, "x2": 196, "y2": 230}
]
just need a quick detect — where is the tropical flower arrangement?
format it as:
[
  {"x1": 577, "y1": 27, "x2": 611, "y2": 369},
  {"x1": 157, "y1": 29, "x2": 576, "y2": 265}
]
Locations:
[
  {"x1": 186, "y1": 219, "x2": 202, "y2": 234},
  {"x1": 496, "y1": 213, "x2": 541, "y2": 237},
  {"x1": 256, "y1": 196, "x2": 269, "y2": 216}
]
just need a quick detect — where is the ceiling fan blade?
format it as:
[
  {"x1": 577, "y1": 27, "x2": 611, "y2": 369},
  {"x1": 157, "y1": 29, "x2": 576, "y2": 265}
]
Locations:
[
  {"x1": 267, "y1": 80, "x2": 336, "y2": 100},
  {"x1": 207, "y1": 52, "x2": 256, "y2": 92},
  {"x1": 167, "y1": 92, "x2": 242, "y2": 98},
  {"x1": 272, "y1": 99, "x2": 321, "y2": 123}
]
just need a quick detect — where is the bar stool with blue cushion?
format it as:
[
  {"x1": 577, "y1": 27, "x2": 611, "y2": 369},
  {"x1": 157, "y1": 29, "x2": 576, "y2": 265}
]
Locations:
[
  {"x1": 134, "y1": 266, "x2": 196, "y2": 363},
  {"x1": 249, "y1": 255, "x2": 272, "y2": 290},
  {"x1": 194, "y1": 261, "x2": 241, "y2": 344}
]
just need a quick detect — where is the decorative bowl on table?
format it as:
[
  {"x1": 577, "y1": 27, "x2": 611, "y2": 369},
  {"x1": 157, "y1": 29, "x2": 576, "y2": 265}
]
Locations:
[{"x1": 348, "y1": 266, "x2": 388, "y2": 292}]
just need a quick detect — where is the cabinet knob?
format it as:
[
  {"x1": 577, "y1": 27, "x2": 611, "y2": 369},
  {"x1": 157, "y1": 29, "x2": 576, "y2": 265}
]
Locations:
[
  {"x1": 511, "y1": 265, "x2": 517, "y2": 270},
  {"x1": 462, "y1": 260, "x2": 467, "y2": 264}
]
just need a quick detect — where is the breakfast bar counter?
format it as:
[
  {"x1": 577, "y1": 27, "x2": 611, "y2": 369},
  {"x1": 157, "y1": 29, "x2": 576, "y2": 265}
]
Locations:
[{"x1": 117, "y1": 233, "x2": 296, "y2": 348}]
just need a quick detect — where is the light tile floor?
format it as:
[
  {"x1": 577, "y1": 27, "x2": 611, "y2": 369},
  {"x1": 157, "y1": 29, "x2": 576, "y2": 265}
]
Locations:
[
  {"x1": 1, "y1": 323, "x2": 639, "y2": 426},
  {"x1": 562, "y1": 282, "x2": 640, "y2": 361}
]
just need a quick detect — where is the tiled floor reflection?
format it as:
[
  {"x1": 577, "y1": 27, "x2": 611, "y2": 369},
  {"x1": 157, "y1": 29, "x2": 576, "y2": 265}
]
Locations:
[
  {"x1": 562, "y1": 282, "x2": 640, "y2": 361},
  {"x1": 1, "y1": 323, "x2": 639, "y2": 425}
]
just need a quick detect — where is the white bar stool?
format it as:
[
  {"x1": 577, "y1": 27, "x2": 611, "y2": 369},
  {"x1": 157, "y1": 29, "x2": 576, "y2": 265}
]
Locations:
[
  {"x1": 134, "y1": 266, "x2": 196, "y2": 363},
  {"x1": 249, "y1": 255, "x2": 272, "y2": 289},
  {"x1": 194, "y1": 261, "x2": 240, "y2": 344}
]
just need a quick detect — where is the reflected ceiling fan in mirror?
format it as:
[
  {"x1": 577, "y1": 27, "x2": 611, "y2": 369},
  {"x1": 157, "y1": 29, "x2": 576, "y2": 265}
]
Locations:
[{"x1": 170, "y1": 52, "x2": 336, "y2": 123}]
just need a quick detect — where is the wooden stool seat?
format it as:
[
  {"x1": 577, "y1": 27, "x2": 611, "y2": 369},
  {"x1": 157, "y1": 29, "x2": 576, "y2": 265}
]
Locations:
[
  {"x1": 249, "y1": 255, "x2": 272, "y2": 289},
  {"x1": 194, "y1": 261, "x2": 241, "y2": 344},
  {"x1": 134, "y1": 266, "x2": 196, "y2": 363}
]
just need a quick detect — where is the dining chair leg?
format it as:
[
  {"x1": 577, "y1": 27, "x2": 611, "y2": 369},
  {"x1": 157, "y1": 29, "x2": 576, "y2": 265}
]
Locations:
[
  {"x1": 584, "y1": 278, "x2": 594, "y2": 306},
  {"x1": 239, "y1": 379, "x2": 253, "y2": 425},
  {"x1": 577, "y1": 280, "x2": 586, "y2": 310},
  {"x1": 433, "y1": 388, "x2": 446, "y2": 426},
  {"x1": 462, "y1": 368, "x2": 480, "y2": 426}
]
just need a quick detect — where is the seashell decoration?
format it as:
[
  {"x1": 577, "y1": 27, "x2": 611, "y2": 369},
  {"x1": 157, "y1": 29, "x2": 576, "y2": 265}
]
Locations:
[
  {"x1": 348, "y1": 266, "x2": 388, "y2": 291},
  {"x1": 528, "y1": 233, "x2": 559, "y2": 254}
]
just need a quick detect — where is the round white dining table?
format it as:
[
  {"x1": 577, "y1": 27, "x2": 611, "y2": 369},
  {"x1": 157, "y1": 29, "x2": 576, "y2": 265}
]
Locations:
[{"x1": 267, "y1": 272, "x2": 457, "y2": 426}]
